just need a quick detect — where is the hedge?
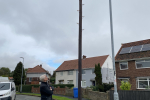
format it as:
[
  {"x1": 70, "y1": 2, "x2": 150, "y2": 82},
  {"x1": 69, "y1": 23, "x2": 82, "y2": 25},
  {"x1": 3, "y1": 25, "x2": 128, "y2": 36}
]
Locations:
[
  {"x1": 52, "y1": 84, "x2": 74, "y2": 88},
  {"x1": 17, "y1": 84, "x2": 74, "y2": 92}
]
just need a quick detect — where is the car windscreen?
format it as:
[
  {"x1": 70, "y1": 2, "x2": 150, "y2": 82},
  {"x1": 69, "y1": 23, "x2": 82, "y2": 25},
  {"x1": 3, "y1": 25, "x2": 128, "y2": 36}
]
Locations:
[{"x1": 0, "y1": 83, "x2": 10, "y2": 90}]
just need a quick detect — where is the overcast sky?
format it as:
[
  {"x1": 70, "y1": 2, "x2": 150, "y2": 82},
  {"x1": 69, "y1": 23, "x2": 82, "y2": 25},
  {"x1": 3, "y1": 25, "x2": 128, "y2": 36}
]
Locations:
[{"x1": 0, "y1": 0, "x2": 150, "y2": 74}]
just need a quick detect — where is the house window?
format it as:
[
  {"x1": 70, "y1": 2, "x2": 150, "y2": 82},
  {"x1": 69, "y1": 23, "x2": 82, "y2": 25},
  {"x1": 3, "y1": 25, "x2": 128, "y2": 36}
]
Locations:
[
  {"x1": 136, "y1": 59, "x2": 150, "y2": 69},
  {"x1": 120, "y1": 62, "x2": 128, "y2": 70},
  {"x1": 59, "y1": 80, "x2": 64, "y2": 84},
  {"x1": 29, "y1": 77, "x2": 32, "y2": 82},
  {"x1": 68, "y1": 71, "x2": 73, "y2": 75},
  {"x1": 137, "y1": 77, "x2": 150, "y2": 89},
  {"x1": 60, "y1": 72, "x2": 63, "y2": 76},
  {"x1": 81, "y1": 80, "x2": 86, "y2": 87},
  {"x1": 82, "y1": 70, "x2": 85, "y2": 74},
  {"x1": 92, "y1": 69, "x2": 95, "y2": 74},
  {"x1": 67, "y1": 80, "x2": 73, "y2": 84},
  {"x1": 121, "y1": 79, "x2": 129, "y2": 82}
]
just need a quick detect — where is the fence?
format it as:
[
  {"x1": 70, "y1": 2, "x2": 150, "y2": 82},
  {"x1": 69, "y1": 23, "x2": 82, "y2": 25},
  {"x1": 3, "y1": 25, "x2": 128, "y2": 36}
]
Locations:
[{"x1": 110, "y1": 90, "x2": 150, "y2": 100}]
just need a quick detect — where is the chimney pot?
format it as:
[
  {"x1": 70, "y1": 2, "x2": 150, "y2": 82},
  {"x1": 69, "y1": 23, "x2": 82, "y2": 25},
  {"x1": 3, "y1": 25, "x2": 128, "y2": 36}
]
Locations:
[
  {"x1": 83, "y1": 55, "x2": 86, "y2": 59},
  {"x1": 40, "y1": 64, "x2": 42, "y2": 67}
]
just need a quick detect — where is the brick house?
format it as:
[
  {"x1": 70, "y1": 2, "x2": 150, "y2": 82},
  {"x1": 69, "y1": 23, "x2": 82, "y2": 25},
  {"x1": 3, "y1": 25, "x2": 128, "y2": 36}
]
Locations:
[
  {"x1": 115, "y1": 39, "x2": 150, "y2": 90},
  {"x1": 26, "y1": 65, "x2": 51, "y2": 84}
]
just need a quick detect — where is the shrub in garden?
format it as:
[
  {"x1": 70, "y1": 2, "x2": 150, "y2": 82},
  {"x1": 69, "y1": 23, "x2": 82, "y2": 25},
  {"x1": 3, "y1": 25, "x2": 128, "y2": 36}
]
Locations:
[
  {"x1": 103, "y1": 83, "x2": 114, "y2": 92},
  {"x1": 120, "y1": 81, "x2": 131, "y2": 90}
]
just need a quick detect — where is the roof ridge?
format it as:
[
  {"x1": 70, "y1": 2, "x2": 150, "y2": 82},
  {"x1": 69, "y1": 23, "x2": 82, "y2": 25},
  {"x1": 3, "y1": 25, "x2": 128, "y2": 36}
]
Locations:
[
  {"x1": 122, "y1": 39, "x2": 150, "y2": 45},
  {"x1": 65, "y1": 55, "x2": 109, "y2": 62}
]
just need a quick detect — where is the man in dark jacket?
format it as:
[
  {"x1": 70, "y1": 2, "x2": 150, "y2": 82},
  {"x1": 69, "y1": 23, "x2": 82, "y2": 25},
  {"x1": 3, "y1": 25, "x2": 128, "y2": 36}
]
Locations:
[{"x1": 40, "y1": 74, "x2": 53, "y2": 100}]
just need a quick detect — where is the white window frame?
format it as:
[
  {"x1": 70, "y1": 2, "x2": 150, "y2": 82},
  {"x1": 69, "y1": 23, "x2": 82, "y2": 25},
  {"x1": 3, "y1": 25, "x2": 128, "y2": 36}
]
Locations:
[
  {"x1": 68, "y1": 71, "x2": 73, "y2": 75},
  {"x1": 137, "y1": 77, "x2": 150, "y2": 89},
  {"x1": 29, "y1": 77, "x2": 32, "y2": 82},
  {"x1": 60, "y1": 72, "x2": 63, "y2": 76},
  {"x1": 81, "y1": 80, "x2": 86, "y2": 87},
  {"x1": 119, "y1": 62, "x2": 128, "y2": 70},
  {"x1": 82, "y1": 69, "x2": 86, "y2": 75},
  {"x1": 136, "y1": 59, "x2": 150, "y2": 69},
  {"x1": 67, "y1": 80, "x2": 73, "y2": 84}
]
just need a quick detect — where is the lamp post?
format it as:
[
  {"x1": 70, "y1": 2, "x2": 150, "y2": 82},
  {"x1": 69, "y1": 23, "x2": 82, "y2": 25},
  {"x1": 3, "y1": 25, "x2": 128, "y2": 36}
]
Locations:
[
  {"x1": 20, "y1": 57, "x2": 24, "y2": 93},
  {"x1": 108, "y1": 0, "x2": 119, "y2": 100}
]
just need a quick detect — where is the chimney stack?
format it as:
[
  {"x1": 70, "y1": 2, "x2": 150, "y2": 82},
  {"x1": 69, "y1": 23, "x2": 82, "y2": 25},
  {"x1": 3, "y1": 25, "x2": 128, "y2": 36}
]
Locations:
[{"x1": 83, "y1": 55, "x2": 86, "y2": 59}]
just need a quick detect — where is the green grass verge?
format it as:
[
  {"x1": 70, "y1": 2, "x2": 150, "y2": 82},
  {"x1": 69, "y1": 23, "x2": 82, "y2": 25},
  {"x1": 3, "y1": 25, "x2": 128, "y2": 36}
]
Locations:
[{"x1": 16, "y1": 92, "x2": 72, "y2": 100}]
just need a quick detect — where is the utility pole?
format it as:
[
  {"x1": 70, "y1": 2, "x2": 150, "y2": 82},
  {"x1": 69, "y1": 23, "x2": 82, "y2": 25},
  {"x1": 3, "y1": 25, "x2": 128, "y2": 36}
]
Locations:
[
  {"x1": 108, "y1": 0, "x2": 119, "y2": 100},
  {"x1": 78, "y1": 0, "x2": 82, "y2": 100}
]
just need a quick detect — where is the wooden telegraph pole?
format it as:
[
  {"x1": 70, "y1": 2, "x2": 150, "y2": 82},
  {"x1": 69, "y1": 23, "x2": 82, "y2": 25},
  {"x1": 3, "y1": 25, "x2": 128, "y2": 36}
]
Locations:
[{"x1": 78, "y1": 0, "x2": 82, "y2": 100}]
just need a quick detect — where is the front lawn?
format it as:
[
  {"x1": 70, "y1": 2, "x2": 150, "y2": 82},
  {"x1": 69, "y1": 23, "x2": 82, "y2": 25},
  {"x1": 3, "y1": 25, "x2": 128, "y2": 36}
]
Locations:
[{"x1": 16, "y1": 92, "x2": 72, "y2": 100}]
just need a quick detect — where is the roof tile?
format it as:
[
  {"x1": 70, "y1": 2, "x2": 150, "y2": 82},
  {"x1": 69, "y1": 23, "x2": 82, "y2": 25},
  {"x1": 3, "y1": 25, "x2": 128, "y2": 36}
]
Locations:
[
  {"x1": 115, "y1": 39, "x2": 150, "y2": 61},
  {"x1": 26, "y1": 65, "x2": 48, "y2": 73},
  {"x1": 55, "y1": 55, "x2": 109, "y2": 71}
]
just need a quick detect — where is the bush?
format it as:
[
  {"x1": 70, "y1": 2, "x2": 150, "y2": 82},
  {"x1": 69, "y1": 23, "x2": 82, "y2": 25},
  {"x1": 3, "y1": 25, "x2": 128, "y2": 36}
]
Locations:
[
  {"x1": 90, "y1": 83, "x2": 114, "y2": 92},
  {"x1": 120, "y1": 81, "x2": 131, "y2": 90},
  {"x1": 18, "y1": 84, "x2": 40, "y2": 92},
  {"x1": 103, "y1": 83, "x2": 114, "y2": 92},
  {"x1": 90, "y1": 86, "x2": 99, "y2": 91},
  {"x1": 50, "y1": 77, "x2": 55, "y2": 83},
  {"x1": 16, "y1": 86, "x2": 19, "y2": 91}
]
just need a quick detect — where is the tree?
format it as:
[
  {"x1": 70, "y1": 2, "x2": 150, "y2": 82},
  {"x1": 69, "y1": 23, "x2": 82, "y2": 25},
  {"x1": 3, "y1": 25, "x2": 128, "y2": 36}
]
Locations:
[
  {"x1": 52, "y1": 71, "x2": 56, "y2": 78},
  {"x1": 24, "y1": 68, "x2": 28, "y2": 72},
  {"x1": 13, "y1": 62, "x2": 26, "y2": 85},
  {"x1": 94, "y1": 63, "x2": 104, "y2": 91},
  {"x1": 50, "y1": 71, "x2": 56, "y2": 84},
  {"x1": 0, "y1": 67, "x2": 11, "y2": 76},
  {"x1": 120, "y1": 81, "x2": 131, "y2": 90},
  {"x1": 9, "y1": 71, "x2": 14, "y2": 77}
]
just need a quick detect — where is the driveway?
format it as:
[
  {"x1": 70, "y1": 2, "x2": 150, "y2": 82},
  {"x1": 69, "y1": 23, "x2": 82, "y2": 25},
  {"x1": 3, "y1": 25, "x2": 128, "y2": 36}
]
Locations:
[{"x1": 16, "y1": 95, "x2": 40, "y2": 100}]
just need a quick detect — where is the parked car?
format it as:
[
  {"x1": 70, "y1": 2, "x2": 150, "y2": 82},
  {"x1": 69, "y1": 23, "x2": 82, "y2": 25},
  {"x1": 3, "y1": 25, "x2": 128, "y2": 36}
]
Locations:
[{"x1": 0, "y1": 82, "x2": 16, "y2": 100}]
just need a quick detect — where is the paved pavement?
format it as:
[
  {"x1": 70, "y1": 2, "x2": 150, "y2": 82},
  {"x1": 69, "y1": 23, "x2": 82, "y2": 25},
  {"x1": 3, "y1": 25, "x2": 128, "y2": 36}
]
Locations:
[
  {"x1": 16, "y1": 95, "x2": 40, "y2": 100},
  {"x1": 16, "y1": 95, "x2": 90, "y2": 100}
]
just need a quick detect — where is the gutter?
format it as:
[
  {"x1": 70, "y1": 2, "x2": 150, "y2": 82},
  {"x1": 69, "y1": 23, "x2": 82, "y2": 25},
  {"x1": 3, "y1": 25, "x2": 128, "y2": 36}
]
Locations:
[{"x1": 115, "y1": 57, "x2": 150, "y2": 62}]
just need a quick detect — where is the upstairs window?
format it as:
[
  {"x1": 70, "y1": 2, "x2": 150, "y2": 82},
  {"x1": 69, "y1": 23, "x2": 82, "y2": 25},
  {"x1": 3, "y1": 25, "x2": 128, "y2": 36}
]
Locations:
[
  {"x1": 82, "y1": 70, "x2": 85, "y2": 74},
  {"x1": 136, "y1": 59, "x2": 150, "y2": 69},
  {"x1": 92, "y1": 69, "x2": 95, "y2": 74},
  {"x1": 120, "y1": 62, "x2": 128, "y2": 70},
  {"x1": 68, "y1": 71, "x2": 73, "y2": 75},
  {"x1": 60, "y1": 72, "x2": 63, "y2": 76}
]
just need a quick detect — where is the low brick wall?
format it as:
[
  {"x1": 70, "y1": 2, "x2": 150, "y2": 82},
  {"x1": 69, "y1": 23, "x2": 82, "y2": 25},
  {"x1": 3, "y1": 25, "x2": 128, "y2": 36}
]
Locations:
[
  {"x1": 31, "y1": 86, "x2": 40, "y2": 93},
  {"x1": 53, "y1": 86, "x2": 66, "y2": 95},
  {"x1": 31, "y1": 81, "x2": 39, "y2": 85},
  {"x1": 31, "y1": 86, "x2": 110, "y2": 100},
  {"x1": 87, "y1": 89, "x2": 109, "y2": 100},
  {"x1": 65, "y1": 88, "x2": 73, "y2": 96}
]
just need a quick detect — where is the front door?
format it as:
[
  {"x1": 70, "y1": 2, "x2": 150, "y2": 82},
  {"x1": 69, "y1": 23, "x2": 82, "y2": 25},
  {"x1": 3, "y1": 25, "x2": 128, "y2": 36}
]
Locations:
[{"x1": 92, "y1": 81, "x2": 95, "y2": 86}]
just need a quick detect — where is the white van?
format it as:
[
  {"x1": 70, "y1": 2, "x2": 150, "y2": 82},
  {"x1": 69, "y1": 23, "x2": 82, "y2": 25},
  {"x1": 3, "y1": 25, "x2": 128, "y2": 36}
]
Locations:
[{"x1": 0, "y1": 82, "x2": 16, "y2": 100}]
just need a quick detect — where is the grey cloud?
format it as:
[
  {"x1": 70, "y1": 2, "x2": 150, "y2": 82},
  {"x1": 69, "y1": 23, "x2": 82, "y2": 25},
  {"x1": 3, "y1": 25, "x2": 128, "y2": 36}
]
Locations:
[{"x1": 0, "y1": 0, "x2": 150, "y2": 63}]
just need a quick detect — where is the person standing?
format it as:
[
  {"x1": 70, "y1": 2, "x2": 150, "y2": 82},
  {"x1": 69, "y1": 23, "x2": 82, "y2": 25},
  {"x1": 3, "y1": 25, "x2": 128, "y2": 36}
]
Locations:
[{"x1": 40, "y1": 74, "x2": 53, "y2": 100}]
